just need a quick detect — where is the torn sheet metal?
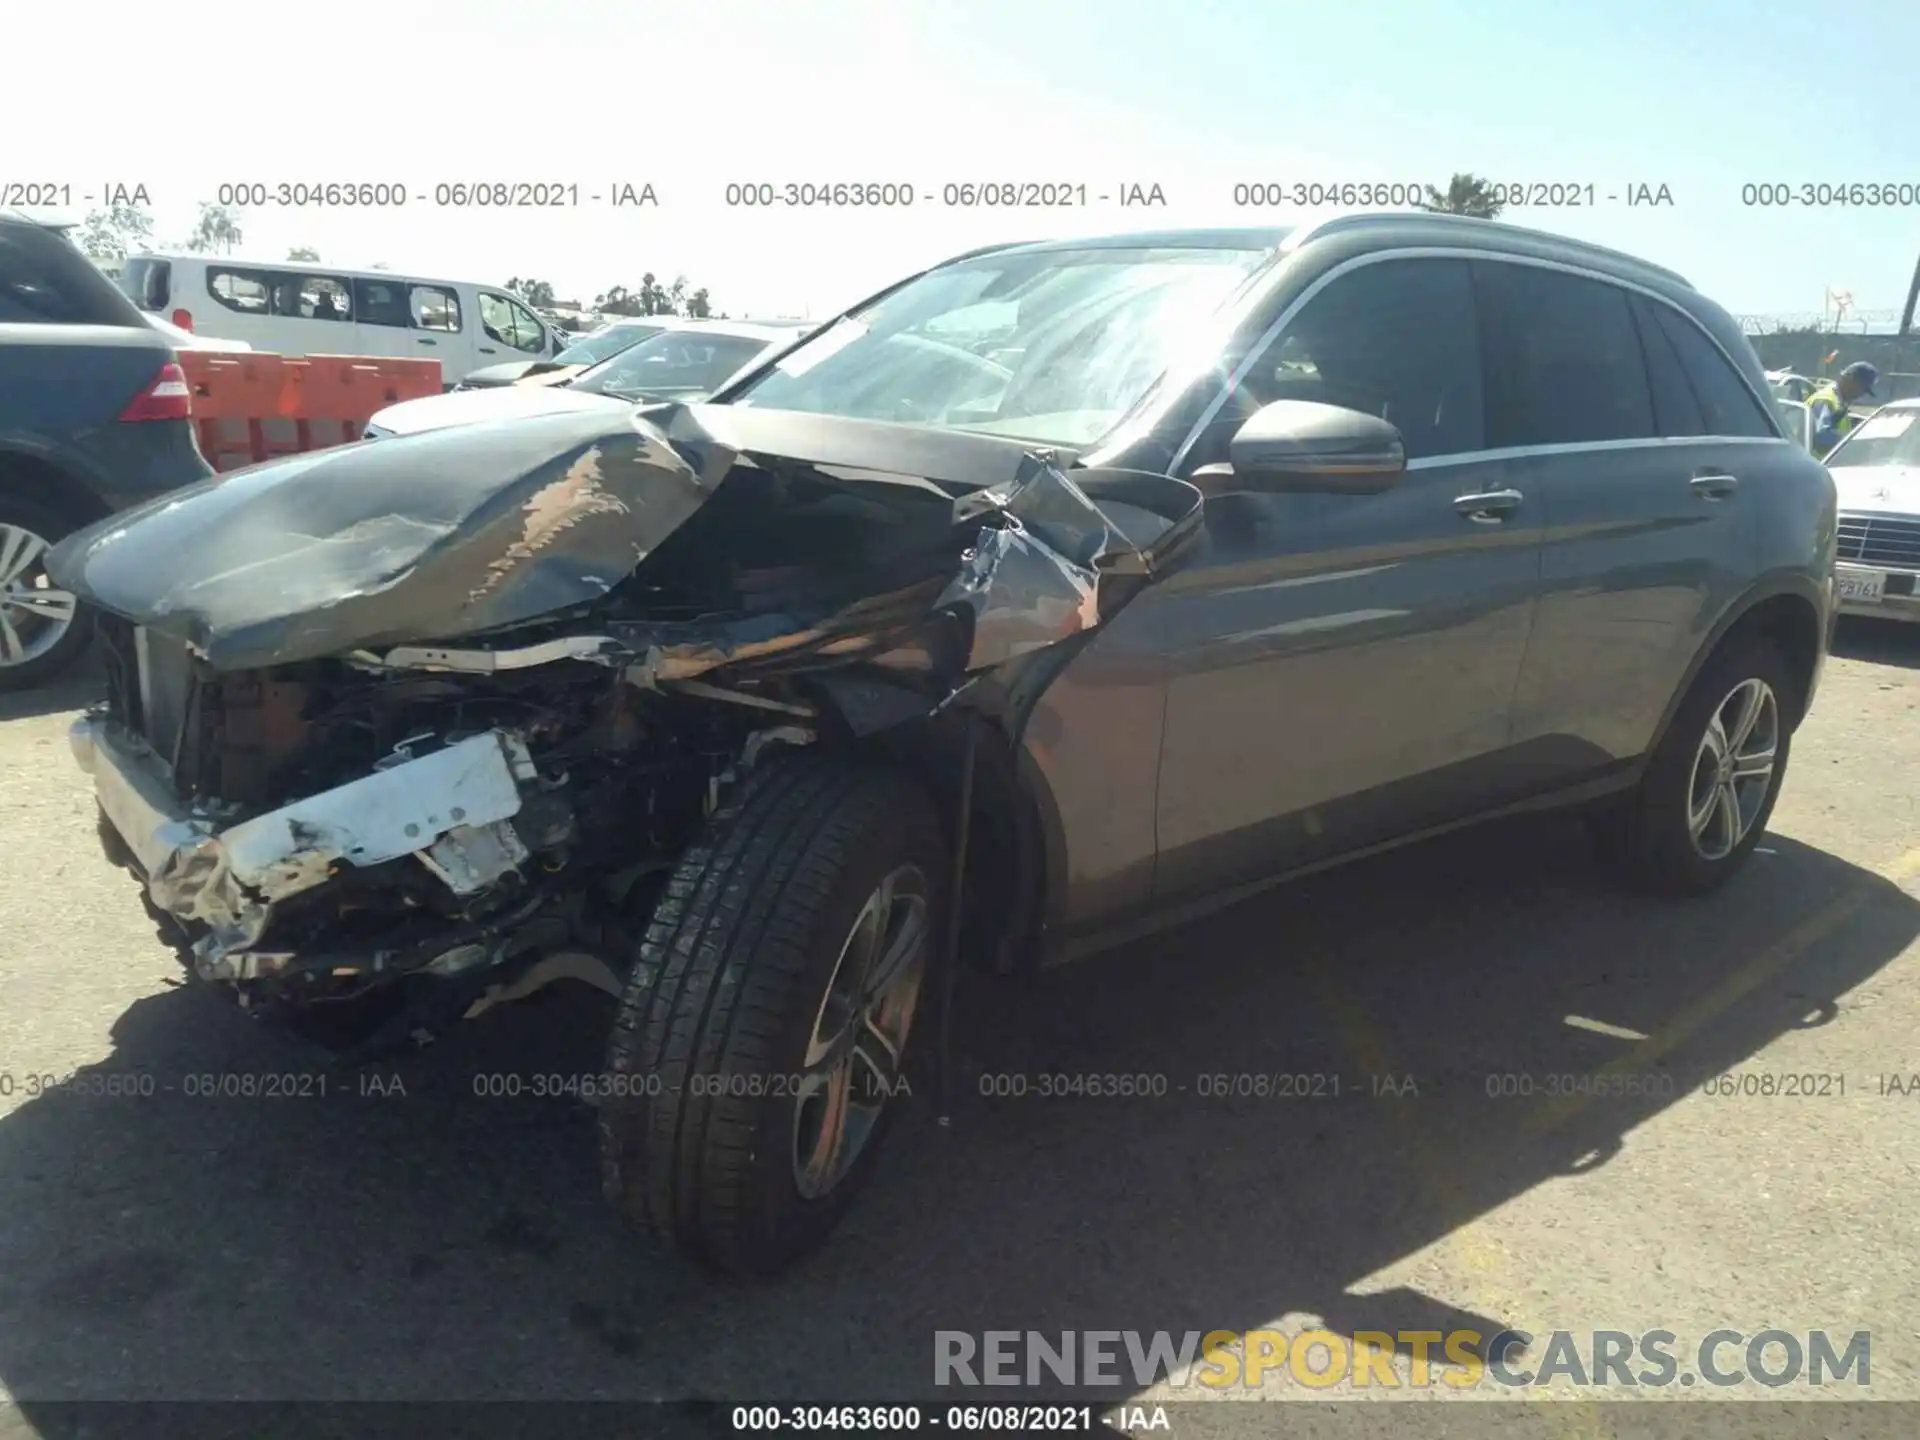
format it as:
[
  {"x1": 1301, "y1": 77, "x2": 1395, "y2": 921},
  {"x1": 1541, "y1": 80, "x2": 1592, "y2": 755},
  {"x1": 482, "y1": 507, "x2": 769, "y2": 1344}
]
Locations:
[
  {"x1": 50, "y1": 393, "x2": 1199, "y2": 687},
  {"x1": 416, "y1": 820, "x2": 533, "y2": 895},
  {"x1": 388, "y1": 454, "x2": 1197, "y2": 695},
  {"x1": 211, "y1": 731, "x2": 532, "y2": 895},
  {"x1": 934, "y1": 456, "x2": 1113, "y2": 672},
  {"x1": 598, "y1": 454, "x2": 1200, "y2": 685},
  {"x1": 95, "y1": 726, "x2": 536, "y2": 959}
]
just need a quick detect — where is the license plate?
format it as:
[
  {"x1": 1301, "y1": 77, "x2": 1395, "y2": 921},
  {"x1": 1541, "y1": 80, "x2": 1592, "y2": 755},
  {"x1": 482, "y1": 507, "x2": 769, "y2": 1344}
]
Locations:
[{"x1": 1837, "y1": 567, "x2": 1886, "y2": 603}]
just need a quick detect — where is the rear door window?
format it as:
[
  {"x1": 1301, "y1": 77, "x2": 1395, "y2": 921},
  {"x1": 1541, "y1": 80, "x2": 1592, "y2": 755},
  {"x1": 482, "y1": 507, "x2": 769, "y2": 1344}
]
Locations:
[
  {"x1": 272, "y1": 273, "x2": 352, "y2": 322},
  {"x1": 0, "y1": 223, "x2": 145, "y2": 325},
  {"x1": 410, "y1": 285, "x2": 462, "y2": 332},
  {"x1": 1645, "y1": 304, "x2": 1776, "y2": 438},
  {"x1": 208, "y1": 268, "x2": 274, "y2": 315},
  {"x1": 355, "y1": 277, "x2": 410, "y2": 327},
  {"x1": 1627, "y1": 294, "x2": 1706, "y2": 437},
  {"x1": 1475, "y1": 262, "x2": 1656, "y2": 446}
]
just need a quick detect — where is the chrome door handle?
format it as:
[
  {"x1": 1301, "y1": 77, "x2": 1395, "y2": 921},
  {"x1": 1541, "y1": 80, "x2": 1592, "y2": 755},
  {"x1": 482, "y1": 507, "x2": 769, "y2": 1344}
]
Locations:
[
  {"x1": 1691, "y1": 473, "x2": 1739, "y2": 499},
  {"x1": 1453, "y1": 488, "x2": 1524, "y2": 523}
]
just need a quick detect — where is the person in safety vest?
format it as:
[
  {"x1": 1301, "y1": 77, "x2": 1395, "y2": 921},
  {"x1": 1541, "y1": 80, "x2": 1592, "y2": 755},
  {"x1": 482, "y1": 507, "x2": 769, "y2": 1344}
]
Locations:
[{"x1": 1808, "y1": 361, "x2": 1878, "y2": 459}]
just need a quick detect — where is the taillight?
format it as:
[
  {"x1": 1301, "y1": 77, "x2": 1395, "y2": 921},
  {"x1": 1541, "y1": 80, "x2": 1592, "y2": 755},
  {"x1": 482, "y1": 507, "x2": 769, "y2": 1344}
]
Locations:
[
  {"x1": 119, "y1": 362, "x2": 193, "y2": 422},
  {"x1": 171, "y1": 308, "x2": 193, "y2": 331}
]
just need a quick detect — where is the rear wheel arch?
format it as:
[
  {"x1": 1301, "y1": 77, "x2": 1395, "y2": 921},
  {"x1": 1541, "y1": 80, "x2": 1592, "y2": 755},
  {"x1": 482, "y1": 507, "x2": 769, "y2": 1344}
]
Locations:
[
  {"x1": 1650, "y1": 578, "x2": 1826, "y2": 755},
  {"x1": 1729, "y1": 590, "x2": 1824, "y2": 727},
  {"x1": 0, "y1": 446, "x2": 111, "y2": 529}
]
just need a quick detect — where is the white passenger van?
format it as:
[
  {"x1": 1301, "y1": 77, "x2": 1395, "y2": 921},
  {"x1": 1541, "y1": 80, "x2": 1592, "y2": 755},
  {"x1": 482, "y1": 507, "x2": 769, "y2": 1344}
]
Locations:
[{"x1": 117, "y1": 253, "x2": 561, "y2": 386}]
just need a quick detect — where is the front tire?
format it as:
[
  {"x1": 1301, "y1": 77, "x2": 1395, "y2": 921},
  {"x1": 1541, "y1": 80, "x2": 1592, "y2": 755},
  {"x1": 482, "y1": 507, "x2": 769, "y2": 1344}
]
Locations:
[
  {"x1": 0, "y1": 498, "x2": 91, "y2": 692},
  {"x1": 1591, "y1": 632, "x2": 1794, "y2": 897},
  {"x1": 598, "y1": 754, "x2": 947, "y2": 1276}
]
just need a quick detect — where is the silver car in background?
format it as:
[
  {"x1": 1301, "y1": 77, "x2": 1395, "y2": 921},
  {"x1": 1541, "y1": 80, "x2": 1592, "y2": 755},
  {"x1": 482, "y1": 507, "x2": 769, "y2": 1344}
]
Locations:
[{"x1": 1827, "y1": 398, "x2": 1920, "y2": 620}]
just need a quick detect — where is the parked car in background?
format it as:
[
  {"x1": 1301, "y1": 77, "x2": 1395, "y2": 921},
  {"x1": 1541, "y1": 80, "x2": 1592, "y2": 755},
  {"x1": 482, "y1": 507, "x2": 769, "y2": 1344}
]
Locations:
[
  {"x1": 117, "y1": 254, "x2": 562, "y2": 384},
  {"x1": 52, "y1": 215, "x2": 1831, "y2": 1279},
  {"x1": 1768, "y1": 370, "x2": 1819, "y2": 402},
  {"x1": 1826, "y1": 398, "x2": 1920, "y2": 620},
  {"x1": 1775, "y1": 396, "x2": 1812, "y2": 451},
  {"x1": 362, "y1": 319, "x2": 808, "y2": 437},
  {"x1": 453, "y1": 316, "x2": 679, "y2": 390},
  {"x1": 0, "y1": 213, "x2": 214, "y2": 689}
]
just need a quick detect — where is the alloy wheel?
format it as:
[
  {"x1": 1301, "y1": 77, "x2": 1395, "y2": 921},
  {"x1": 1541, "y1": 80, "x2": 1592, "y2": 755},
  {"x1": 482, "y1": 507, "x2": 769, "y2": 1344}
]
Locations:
[
  {"x1": 791, "y1": 864, "x2": 931, "y2": 1200},
  {"x1": 0, "y1": 523, "x2": 79, "y2": 669},
  {"x1": 1686, "y1": 676, "x2": 1780, "y2": 862}
]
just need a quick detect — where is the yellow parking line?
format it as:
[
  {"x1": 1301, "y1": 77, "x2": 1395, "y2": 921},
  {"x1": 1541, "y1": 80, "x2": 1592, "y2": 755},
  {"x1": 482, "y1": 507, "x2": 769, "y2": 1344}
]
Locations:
[
  {"x1": 1520, "y1": 842, "x2": 1920, "y2": 1139},
  {"x1": 1301, "y1": 840, "x2": 1920, "y2": 1425},
  {"x1": 1306, "y1": 947, "x2": 1593, "y2": 1427}
]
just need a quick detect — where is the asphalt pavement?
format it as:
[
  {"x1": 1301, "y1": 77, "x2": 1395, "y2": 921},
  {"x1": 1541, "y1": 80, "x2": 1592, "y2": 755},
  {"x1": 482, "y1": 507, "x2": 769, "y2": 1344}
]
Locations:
[{"x1": 1, "y1": 624, "x2": 1918, "y2": 1432}]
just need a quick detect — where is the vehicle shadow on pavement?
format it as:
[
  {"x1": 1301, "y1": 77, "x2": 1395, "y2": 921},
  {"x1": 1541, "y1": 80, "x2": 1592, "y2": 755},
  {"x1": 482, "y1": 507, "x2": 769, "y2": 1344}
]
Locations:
[
  {"x1": 0, "y1": 815, "x2": 1913, "y2": 1405},
  {"x1": 0, "y1": 654, "x2": 102, "y2": 724},
  {"x1": 1833, "y1": 616, "x2": 1920, "y2": 669}
]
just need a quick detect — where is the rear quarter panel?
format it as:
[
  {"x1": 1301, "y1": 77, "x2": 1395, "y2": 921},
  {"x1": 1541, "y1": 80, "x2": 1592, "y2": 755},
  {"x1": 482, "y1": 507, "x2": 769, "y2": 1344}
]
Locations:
[
  {"x1": 0, "y1": 324, "x2": 171, "y2": 429},
  {"x1": 0, "y1": 324, "x2": 210, "y2": 510}
]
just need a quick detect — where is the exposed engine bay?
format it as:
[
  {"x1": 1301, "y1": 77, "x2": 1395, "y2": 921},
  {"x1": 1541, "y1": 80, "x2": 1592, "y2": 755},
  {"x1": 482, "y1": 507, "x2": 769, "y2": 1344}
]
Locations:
[
  {"x1": 84, "y1": 622, "x2": 815, "y2": 1052},
  {"x1": 53, "y1": 401, "x2": 1201, "y2": 1056}
]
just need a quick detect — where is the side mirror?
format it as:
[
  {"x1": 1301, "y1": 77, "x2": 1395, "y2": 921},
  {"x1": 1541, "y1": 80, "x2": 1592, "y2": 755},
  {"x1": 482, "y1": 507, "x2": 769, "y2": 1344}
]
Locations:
[{"x1": 1198, "y1": 400, "x2": 1407, "y2": 495}]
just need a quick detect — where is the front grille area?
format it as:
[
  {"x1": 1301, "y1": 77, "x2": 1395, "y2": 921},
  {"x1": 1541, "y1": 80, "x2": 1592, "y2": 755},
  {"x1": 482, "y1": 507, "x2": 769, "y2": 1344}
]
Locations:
[
  {"x1": 1837, "y1": 512, "x2": 1920, "y2": 571},
  {"x1": 137, "y1": 628, "x2": 196, "y2": 763},
  {"x1": 97, "y1": 615, "x2": 141, "y2": 732},
  {"x1": 98, "y1": 616, "x2": 197, "y2": 765}
]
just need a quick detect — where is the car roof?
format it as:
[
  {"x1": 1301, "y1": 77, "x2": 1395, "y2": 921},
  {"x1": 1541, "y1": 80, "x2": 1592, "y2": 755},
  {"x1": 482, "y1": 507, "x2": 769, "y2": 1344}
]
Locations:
[
  {"x1": 946, "y1": 227, "x2": 1293, "y2": 262},
  {"x1": 125, "y1": 251, "x2": 481, "y2": 292},
  {"x1": 669, "y1": 319, "x2": 812, "y2": 342},
  {"x1": 1283, "y1": 210, "x2": 1692, "y2": 288},
  {"x1": 927, "y1": 213, "x2": 1690, "y2": 291}
]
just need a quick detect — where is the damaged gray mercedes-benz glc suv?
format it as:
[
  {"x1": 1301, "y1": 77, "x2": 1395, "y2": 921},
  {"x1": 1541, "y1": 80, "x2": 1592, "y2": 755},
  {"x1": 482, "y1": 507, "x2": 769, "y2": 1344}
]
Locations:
[{"x1": 49, "y1": 216, "x2": 1835, "y2": 1275}]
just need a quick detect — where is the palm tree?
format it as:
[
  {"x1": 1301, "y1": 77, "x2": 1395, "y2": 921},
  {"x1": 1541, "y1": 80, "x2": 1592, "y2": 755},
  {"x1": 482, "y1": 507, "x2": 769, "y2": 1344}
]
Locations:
[{"x1": 1417, "y1": 174, "x2": 1504, "y2": 220}]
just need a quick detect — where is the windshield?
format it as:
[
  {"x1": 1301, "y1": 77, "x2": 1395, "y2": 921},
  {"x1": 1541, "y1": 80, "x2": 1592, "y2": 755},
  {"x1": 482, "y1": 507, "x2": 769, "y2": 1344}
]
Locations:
[
  {"x1": 1827, "y1": 407, "x2": 1920, "y2": 468},
  {"x1": 728, "y1": 244, "x2": 1271, "y2": 446},
  {"x1": 570, "y1": 328, "x2": 778, "y2": 401},
  {"x1": 555, "y1": 323, "x2": 663, "y2": 366}
]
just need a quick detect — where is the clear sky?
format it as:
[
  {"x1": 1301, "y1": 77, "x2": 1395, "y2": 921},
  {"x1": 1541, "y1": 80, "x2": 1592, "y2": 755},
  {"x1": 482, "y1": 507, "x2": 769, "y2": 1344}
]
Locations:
[{"x1": 9, "y1": 0, "x2": 1919, "y2": 323}]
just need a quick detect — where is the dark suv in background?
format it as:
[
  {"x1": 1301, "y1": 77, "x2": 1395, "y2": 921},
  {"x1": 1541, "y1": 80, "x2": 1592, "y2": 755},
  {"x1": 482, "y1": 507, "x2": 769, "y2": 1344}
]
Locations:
[{"x1": 0, "y1": 211, "x2": 212, "y2": 689}]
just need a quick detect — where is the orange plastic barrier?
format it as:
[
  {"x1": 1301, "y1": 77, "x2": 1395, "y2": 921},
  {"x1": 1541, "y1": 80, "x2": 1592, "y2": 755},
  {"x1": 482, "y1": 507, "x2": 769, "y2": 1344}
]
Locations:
[{"x1": 179, "y1": 351, "x2": 442, "y2": 472}]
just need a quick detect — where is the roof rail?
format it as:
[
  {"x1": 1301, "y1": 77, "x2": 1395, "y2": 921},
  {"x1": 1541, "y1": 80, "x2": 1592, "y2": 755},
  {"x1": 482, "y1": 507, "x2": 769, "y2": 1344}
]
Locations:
[
  {"x1": 1280, "y1": 210, "x2": 1692, "y2": 289},
  {"x1": 934, "y1": 238, "x2": 1033, "y2": 268}
]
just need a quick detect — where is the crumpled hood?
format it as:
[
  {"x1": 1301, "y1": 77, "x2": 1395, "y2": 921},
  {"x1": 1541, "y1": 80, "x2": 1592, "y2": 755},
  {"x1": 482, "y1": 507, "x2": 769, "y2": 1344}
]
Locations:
[
  {"x1": 369, "y1": 382, "x2": 623, "y2": 436},
  {"x1": 1831, "y1": 463, "x2": 1920, "y2": 516},
  {"x1": 48, "y1": 402, "x2": 1203, "y2": 677}
]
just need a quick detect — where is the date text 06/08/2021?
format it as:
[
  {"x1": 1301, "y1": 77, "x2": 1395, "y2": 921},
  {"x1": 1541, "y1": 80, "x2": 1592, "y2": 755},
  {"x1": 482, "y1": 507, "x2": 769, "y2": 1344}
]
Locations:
[
  {"x1": 720, "y1": 182, "x2": 1167, "y2": 208},
  {"x1": 728, "y1": 1404, "x2": 1135, "y2": 1433},
  {"x1": 0, "y1": 1071, "x2": 404, "y2": 1100},
  {"x1": 208, "y1": 182, "x2": 659, "y2": 208},
  {"x1": 1229, "y1": 181, "x2": 1675, "y2": 207}
]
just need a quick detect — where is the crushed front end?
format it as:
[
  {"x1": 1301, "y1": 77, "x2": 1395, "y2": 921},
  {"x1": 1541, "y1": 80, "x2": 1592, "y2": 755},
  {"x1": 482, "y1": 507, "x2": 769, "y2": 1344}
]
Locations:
[
  {"x1": 52, "y1": 401, "x2": 1201, "y2": 1056},
  {"x1": 74, "y1": 617, "x2": 763, "y2": 1052}
]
